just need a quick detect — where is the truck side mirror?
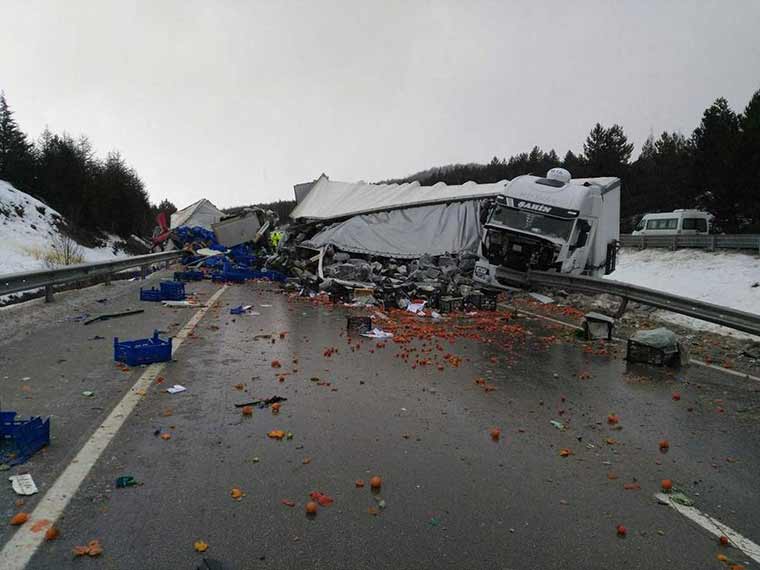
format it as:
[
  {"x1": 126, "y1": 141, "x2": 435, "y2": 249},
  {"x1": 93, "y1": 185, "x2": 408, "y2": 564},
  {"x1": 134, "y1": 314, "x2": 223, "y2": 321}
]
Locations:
[{"x1": 575, "y1": 221, "x2": 591, "y2": 248}]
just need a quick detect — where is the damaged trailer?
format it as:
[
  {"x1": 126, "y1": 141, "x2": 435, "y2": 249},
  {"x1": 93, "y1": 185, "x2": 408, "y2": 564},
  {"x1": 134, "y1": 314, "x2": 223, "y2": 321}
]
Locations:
[{"x1": 276, "y1": 176, "x2": 510, "y2": 304}]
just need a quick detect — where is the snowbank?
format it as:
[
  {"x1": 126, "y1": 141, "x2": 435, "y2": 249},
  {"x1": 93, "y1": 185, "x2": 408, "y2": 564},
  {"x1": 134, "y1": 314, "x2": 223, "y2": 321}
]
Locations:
[
  {"x1": 0, "y1": 179, "x2": 125, "y2": 275},
  {"x1": 608, "y1": 248, "x2": 760, "y2": 339}
]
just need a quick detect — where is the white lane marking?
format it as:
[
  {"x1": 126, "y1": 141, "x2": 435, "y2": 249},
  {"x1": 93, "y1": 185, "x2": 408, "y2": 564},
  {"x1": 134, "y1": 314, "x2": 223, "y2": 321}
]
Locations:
[
  {"x1": 655, "y1": 493, "x2": 760, "y2": 563},
  {"x1": 1, "y1": 285, "x2": 228, "y2": 570},
  {"x1": 499, "y1": 303, "x2": 760, "y2": 383}
]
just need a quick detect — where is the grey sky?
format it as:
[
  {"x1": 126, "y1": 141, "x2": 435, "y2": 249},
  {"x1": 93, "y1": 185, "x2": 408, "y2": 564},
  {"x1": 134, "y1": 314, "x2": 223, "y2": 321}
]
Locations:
[{"x1": 2, "y1": 1, "x2": 759, "y2": 209}]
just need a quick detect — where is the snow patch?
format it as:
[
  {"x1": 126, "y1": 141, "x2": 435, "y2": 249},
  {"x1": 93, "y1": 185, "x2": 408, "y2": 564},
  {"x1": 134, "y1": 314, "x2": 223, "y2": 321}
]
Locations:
[
  {"x1": 0, "y1": 179, "x2": 128, "y2": 275},
  {"x1": 607, "y1": 248, "x2": 760, "y2": 339}
]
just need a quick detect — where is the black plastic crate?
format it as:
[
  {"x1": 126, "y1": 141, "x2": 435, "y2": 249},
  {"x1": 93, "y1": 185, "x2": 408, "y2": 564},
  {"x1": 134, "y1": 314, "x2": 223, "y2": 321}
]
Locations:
[
  {"x1": 626, "y1": 339, "x2": 675, "y2": 366},
  {"x1": 438, "y1": 296, "x2": 464, "y2": 313},
  {"x1": 346, "y1": 316, "x2": 372, "y2": 335}
]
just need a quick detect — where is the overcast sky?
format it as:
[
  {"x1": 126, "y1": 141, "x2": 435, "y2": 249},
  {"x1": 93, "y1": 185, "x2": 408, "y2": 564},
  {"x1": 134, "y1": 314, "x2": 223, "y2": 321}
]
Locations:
[{"x1": 1, "y1": 1, "x2": 759, "y2": 209}]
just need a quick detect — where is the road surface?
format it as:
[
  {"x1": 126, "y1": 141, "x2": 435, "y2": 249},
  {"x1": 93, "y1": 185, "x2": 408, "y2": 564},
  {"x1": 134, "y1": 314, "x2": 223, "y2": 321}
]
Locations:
[{"x1": 1, "y1": 273, "x2": 759, "y2": 569}]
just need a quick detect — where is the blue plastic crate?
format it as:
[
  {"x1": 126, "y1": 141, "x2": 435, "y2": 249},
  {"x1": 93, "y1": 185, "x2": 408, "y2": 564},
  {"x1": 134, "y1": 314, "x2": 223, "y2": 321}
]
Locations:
[
  {"x1": 0, "y1": 411, "x2": 50, "y2": 466},
  {"x1": 174, "y1": 270, "x2": 204, "y2": 282},
  {"x1": 160, "y1": 280, "x2": 186, "y2": 301},
  {"x1": 139, "y1": 287, "x2": 162, "y2": 302},
  {"x1": 211, "y1": 271, "x2": 246, "y2": 283},
  {"x1": 114, "y1": 330, "x2": 172, "y2": 366}
]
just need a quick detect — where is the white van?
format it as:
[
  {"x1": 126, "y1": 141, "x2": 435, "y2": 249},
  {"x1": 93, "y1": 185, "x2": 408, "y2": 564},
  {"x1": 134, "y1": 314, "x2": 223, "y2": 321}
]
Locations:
[{"x1": 632, "y1": 210, "x2": 711, "y2": 236}]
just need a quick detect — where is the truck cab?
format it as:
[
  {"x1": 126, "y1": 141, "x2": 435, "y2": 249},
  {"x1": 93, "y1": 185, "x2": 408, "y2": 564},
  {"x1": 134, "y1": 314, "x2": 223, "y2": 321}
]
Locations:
[
  {"x1": 474, "y1": 169, "x2": 620, "y2": 289},
  {"x1": 632, "y1": 210, "x2": 711, "y2": 236}
]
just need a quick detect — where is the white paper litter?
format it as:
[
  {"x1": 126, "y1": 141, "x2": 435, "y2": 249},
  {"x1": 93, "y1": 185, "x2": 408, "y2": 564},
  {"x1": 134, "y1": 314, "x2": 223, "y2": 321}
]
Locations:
[
  {"x1": 166, "y1": 384, "x2": 187, "y2": 394},
  {"x1": 162, "y1": 300, "x2": 201, "y2": 308},
  {"x1": 361, "y1": 328, "x2": 394, "y2": 339},
  {"x1": 9, "y1": 474, "x2": 38, "y2": 496},
  {"x1": 197, "y1": 248, "x2": 224, "y2": 257},
  {"x1": 406, "y1": 301, "x2": 426, "y2": 314}
]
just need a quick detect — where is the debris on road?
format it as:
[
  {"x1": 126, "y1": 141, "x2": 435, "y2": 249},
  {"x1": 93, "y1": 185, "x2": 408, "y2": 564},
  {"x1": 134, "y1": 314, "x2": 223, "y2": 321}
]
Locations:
[
  {"x1": 616, "y1": 524, "x2": 627, "y2": 537},
  {"x1": 194, "y1": 540, "x2": 209, "y2": 553},
  {"x1": 114, "y1": 330, "x2": 172, "y2": 366},
  {"x1": 44, "y1": 526, "x2": 60, "y2": 541},
  {"x1": 309, "y1": 491, "x2": 334, "y2": 506},
  {"x1": 73, "y1": 539, "x2": 103, "y2": 557},
  {"x1": 627, "y1": 327, "x2": 688, "y2": 367},
  {"x1": 115, "y1": 475, "x2": 139, "y2": 488},
  {"x1": 166, "y1": 384, "x2": 187, "y2": 394},
  {"x1": 369, "y1": 476, "x2": 382, "y2": 490},
  {"x1": 230, "y1": 487, "x2": 245, "y2": 500},
  {"x1": 0, "y1": 409, "x2": 50, "y2": 466},
  {"x1": 361, "y1": 328, "x2": 394, "y2": 339},
  {"x1": 83, "y1": 308, "x2": 144, "y2": 325},
  {"x1": 9, "y1": 473, "x2": 38, "y2": 495},
  {"x1": 305, "y1": 501, "x2": 318, "y2": 515},
  {"x1": 267, "y1": 430, "x2": 286, "y2": 440},
  {"x1": 9, "y1": 512, "x2": 29, "y2": 525}
]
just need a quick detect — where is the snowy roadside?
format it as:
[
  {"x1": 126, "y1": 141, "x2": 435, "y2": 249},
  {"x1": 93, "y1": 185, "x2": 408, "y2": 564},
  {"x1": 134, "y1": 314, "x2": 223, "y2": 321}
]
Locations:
[{"x1": 606, "y1": 248, "x2": 760, "y2": 340}]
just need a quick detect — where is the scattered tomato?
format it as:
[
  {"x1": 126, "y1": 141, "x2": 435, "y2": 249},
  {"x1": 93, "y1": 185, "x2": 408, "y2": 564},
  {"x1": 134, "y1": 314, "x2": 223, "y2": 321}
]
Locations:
[
  {"x1": 616, "y1": 524, "x2": 627, "y2": 537},
  {"x1": 661, "y1": 479, "x2": 673, "y2": 492},
  {"x1": 9, "y1": 512, "x2": 29, "y2": 526},
  {"x1": 305, "y1": 501, "x2": 318, "y2": 514},
  {"x1": 370, "y1": 476, "x2": 382, "y2": 490}
]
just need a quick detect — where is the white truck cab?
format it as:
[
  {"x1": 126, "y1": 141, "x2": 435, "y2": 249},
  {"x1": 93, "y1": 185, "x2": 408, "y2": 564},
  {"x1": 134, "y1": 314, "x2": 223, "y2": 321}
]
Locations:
[
  {"x1": 632, "y1": 210, "x2": 711, "y2": 236},
  {"x1": 474, "y1": 168, "x2": 620, "y2": 289}
]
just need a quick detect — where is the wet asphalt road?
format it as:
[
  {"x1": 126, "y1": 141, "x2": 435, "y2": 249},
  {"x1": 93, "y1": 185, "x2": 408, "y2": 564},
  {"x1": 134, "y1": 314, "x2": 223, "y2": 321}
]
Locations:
[{"x1": 1, "y1": 275, "x2": 759, "y2": 569}]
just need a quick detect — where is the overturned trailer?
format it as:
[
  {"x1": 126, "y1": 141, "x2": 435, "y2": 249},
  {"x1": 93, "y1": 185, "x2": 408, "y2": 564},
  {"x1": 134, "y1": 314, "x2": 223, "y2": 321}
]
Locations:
[
  {"x1": 278, "y1": 175, "x2": 509, "y2": 301},
  {"x1": 474, "y1": 169, "x2": 620, "y2": 289}
]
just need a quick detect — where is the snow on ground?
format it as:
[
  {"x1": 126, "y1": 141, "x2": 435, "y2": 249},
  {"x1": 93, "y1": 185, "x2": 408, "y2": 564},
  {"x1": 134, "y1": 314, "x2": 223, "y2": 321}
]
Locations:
[
  {"x1": 608, "y1": 248, "x2": 760, "y2": 339},
  {"x1": 0, "y1": 179, "x2": 126, "y2": 275}
]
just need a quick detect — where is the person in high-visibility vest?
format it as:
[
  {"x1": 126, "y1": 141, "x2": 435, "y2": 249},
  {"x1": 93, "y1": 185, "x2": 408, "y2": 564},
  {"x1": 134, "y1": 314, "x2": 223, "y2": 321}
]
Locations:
[{"x1": 269, "y1": 230, "x2": 283, "y2": 249}]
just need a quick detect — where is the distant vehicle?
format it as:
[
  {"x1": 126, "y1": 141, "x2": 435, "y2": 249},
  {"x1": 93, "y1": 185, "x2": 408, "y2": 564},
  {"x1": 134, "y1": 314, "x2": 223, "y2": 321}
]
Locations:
[
  {"x1": 632, "y1": 210, "x2": 711, "y2": 236},
  {"x1": 474, "y1": 168, "x2": 621, "y2": 289}
]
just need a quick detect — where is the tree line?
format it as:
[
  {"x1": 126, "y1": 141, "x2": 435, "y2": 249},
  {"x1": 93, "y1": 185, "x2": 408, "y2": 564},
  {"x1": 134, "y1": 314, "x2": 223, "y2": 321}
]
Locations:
[
  {"x1": 384, "y1": 88, "x2": 760, "y2": 232},
  {"x1": 0, "y1": 92, "x2": 175, "y2": 239}
]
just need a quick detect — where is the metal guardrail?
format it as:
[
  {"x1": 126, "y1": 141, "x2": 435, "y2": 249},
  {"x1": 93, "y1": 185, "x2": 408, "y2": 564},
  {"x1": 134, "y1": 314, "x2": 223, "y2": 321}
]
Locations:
[
  {"x1": 620, "y1": 234, "x2": 760, "y2": 251},
  {"x1": 0, "y1": 250, "x2": 183, "y2": 302},
  {"x1": 520, "y1": 269, "x2": 760, "y2": 337}
]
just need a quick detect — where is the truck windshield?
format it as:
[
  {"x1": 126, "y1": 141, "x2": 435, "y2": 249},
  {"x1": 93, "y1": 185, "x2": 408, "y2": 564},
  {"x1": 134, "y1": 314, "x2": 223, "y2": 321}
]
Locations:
[{"x1": 488, "y1": 206, "x2": 575, "y2": 242}]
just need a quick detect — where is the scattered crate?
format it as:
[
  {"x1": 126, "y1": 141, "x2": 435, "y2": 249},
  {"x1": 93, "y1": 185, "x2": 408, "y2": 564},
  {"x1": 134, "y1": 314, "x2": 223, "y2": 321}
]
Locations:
[
  {"x1": 466, "y1": 290, "x2": 499, "y2": 311},
  {"x1": 0, "y1": 411, "x2": 50, "y2": 466},
  {"x1": 114, "y1": 330, "x2": 173, "y2": 366},
  {"x1": 626, "y1": 340, "x2": 672, "y2": 366},
  {"x1": 346, "y1": 316, "x2": 372, "y2": 335},
  {"x1": 174, "y1": 270, "x2": 204, "y2": 282},
  {"x1": 159, "y1": 280, "x2": 186, "y2": 301},
  {"x1": 438, "y1": 296, "x2": 464, "y2": 313},
  {"x1": 139, "y1": 287, "x2": 163, "y2": 302}
]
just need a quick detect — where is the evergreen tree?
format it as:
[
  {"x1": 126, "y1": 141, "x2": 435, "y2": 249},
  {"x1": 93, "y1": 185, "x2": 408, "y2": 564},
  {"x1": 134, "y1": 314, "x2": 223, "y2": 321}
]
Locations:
[
  {"x1": 583, "y1": 123, "x2": 633, "y2": 176},
  {"x1": 738, "y1": 89, "x2": 760, "y2": 228},
  {"x1": 692, "y1": 97, "x2": 740, "y2": 229},
  {"x1": 0, "y1": 92, "x2": 36, "y2": 191}
]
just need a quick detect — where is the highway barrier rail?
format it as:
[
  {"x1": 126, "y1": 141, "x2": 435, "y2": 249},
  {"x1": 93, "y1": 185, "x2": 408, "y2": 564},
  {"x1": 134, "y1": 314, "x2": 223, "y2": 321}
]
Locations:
[
  {"x1": 0, "y1": 250, "x2": 183, "y2": 302},
  {"x1": 620, "y1": 233, "x2": 760, "y2": 251},
  {"x1": 508, "y1": 268, "x2": 760, "y2": 337}
]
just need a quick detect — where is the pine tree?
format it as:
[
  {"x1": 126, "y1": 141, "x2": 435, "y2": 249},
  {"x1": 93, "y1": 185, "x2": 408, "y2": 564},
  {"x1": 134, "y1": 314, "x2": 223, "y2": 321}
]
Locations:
[
  {"x1": 738, "y1": 89, "x2": 760, "y2": 229},
  {"x1": 692, "y1": 97, "x2": 740, "y2": 229},
  {"x1": 0, "y1": 92, "x2": 36, "y2": 190},
  {"x1": 583, "y1": 123, "x2": 633, "y2": 176}
]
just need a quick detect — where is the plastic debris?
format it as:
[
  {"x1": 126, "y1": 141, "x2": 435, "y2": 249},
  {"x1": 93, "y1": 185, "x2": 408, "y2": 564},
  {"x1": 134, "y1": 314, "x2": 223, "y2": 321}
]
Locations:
[
  {"x1": 361, "y1": 328, "x2": 394, "y2": 339},
  {"x1": 194, "y1": 540, "x2": 209, "y2": 553},
  {"x1": 550, "y1": 420, "x2": 565, "y2": 430},
  {"x1": 9, "y1": 474, "x2": 38, "y2": 495},
  {"x1": 115, "y1": 475, "x2": 139, "y2": 488},
  {"x1": 82, "y1": 391, "x2": 94, "y2": 397},
  {"x1": 670, "y1": 491, "x2": 694, "y2": 506},
  {"x1": 166, "y1": 385, "x2": 187, "y2": 394}
]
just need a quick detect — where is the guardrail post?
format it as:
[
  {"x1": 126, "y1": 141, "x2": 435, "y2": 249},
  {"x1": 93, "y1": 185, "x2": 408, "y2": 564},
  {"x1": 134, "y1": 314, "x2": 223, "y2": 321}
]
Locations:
[
  {"x1": 709, "y1": 235, "x2": 716, "y2": 252},
  {"x1": 104, "y1": 273, "x2": 112, "y2": 286},
  {"x1": 44, "y1": 284, "x2": 54, "y2": 303},
  {"x1": 140, "y1": 265, "x2": 148, "y2": 280},
  {"x1": 671, "y1": 236, "x2": 677, "y2": 251},
  {"x1": 614, "y1": 297, "x2": 629, "y2": 319}
]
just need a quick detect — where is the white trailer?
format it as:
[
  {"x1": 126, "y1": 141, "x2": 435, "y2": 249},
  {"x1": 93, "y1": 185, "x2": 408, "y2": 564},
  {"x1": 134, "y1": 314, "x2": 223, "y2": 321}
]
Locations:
[{"x1": 474, "y1": 168, "x2": 620, "y2": 289}]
